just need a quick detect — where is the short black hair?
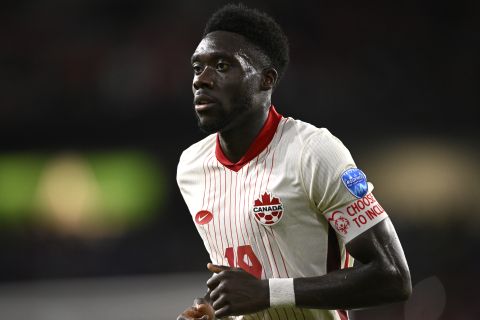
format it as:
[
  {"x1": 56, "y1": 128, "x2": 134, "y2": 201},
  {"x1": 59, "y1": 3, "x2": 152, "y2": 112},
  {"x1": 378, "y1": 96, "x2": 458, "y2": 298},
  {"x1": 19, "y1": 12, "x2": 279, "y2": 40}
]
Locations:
[{"x1": 203, "y1": 3, "x2": 290, "y2": 83}]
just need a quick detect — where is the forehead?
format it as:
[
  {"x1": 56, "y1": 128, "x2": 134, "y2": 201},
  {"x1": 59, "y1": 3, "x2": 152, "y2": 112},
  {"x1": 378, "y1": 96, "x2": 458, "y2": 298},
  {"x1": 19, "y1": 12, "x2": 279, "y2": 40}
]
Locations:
[{"x1": 191, "y1": 31, "x2": 255, "y2": 62}]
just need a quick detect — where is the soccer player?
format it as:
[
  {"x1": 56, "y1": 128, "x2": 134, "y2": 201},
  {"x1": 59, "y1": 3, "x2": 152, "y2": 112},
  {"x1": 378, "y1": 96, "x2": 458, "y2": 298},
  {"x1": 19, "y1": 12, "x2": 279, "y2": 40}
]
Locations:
[{"x1": 176, "y1": 4, "x2": 411, "y2": 320}]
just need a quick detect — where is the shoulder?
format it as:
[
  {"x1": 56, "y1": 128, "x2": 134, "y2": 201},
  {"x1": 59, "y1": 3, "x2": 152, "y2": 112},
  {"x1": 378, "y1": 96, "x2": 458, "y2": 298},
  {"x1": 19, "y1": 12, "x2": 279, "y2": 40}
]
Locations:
[
  {"x1": 177, "y1": 134, "x2": 216, "y2": 179},
  {"x1": 282, "y1": 117, "x2": 349, "y2": 157},
  {"x1": 281, "y1": 117, "x2": 355, "y2": 181}
]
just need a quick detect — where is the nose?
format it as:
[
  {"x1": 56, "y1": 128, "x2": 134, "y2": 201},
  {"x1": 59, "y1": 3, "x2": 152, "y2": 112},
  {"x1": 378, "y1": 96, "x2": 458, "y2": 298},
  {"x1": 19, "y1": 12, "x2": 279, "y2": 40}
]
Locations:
[{"x1": 193, "y1": 67, "x2": 214, "y2": 90}]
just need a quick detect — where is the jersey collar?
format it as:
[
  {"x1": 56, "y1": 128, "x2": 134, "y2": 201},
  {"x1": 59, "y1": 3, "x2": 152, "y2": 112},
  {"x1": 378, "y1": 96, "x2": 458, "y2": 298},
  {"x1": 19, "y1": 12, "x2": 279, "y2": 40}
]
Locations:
[{"x1": 215, "y1": 105, "x2": 283, "y2": 172}]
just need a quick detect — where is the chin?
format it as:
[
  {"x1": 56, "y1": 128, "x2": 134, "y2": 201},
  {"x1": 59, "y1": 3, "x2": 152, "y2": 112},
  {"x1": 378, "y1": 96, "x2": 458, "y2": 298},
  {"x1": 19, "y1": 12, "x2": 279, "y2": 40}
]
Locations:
[
  {"x1": 196, "y1": 113, "x2": 230, "y2": 134},
  {"x1": 197, "y1": 119, "x2": 224, "y2": 134}
]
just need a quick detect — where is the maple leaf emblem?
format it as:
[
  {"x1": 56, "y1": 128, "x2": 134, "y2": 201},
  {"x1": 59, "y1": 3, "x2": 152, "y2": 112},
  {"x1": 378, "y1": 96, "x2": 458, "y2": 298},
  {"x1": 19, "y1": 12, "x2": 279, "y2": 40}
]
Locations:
[
  {"x1": 252, "y1": 192, "x2": 284, "y2": 226},
  {"x1": 255, "y1": 192, "x2": 281, "y2": 206}
]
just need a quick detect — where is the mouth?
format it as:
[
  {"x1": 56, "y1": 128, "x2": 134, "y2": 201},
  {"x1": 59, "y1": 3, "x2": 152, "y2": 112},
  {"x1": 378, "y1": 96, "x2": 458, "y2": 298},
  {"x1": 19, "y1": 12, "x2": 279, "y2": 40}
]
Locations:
[{"x1": 194, "y1": 94, "x2": 218, "y2": 111}]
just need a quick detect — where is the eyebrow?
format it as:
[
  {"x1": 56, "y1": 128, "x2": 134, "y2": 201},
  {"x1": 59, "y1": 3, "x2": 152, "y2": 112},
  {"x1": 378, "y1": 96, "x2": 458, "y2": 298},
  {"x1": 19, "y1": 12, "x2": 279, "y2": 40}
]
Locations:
[{"x1": 191, "y1": 51, "x2": 236, "y2": 64}]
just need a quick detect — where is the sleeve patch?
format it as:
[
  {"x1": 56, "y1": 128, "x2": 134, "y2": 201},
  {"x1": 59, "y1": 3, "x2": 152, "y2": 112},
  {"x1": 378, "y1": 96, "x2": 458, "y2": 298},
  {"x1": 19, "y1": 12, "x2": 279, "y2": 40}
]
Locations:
[
  {"x1": 324, "y1": 193, "x2": 388, "y2": 243},
  {"x1": 341, "y1": 168, "x2": 368, "y2": 199}
]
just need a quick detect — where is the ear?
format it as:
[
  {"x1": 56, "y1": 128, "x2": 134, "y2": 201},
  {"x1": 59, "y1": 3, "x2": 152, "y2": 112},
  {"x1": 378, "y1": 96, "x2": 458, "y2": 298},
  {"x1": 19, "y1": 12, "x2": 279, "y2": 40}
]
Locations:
[{"x1": 260, "y1": 68, "x2": 278, "y2": 91}]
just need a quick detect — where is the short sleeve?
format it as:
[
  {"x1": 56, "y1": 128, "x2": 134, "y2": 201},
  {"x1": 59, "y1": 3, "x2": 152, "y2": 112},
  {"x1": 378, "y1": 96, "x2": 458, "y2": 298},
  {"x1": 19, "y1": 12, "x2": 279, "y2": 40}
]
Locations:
[
  {"x1": 300, "y1": 129, "x2": 388, "y2": 243},
  {"x1": 300, "y1": 130, "x2": 357, "y2": 212}
]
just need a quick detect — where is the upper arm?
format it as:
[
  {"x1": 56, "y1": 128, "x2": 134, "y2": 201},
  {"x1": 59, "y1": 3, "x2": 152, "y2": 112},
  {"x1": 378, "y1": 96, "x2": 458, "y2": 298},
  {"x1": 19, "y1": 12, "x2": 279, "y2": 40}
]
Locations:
[
  {"x1": 346, "y1": 217, "x2": 412, "y2": 296},
  {"x1": 347, "y1": 217, "x2": 405, "y2": 265}
]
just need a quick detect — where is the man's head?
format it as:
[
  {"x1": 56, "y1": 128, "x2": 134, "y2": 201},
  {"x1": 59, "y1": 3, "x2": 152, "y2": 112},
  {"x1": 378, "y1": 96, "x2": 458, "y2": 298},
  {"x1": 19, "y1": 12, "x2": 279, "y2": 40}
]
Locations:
[
  {"x1": 191, "y1": 4, "x2": 289, "y2": 134},
  {"x1": 203, "y1": 4, "x2": 290, "y2": 82}
]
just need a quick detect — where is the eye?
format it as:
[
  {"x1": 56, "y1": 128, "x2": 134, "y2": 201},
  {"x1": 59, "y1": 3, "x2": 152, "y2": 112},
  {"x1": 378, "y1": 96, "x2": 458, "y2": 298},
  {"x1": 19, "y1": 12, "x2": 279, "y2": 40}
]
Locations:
[
  {"x1": 192, "y1": 64, "x2": 204, "y2": 75},
  {"x1": 216, "y1": 62, "x2": 230, "y2": 72}
]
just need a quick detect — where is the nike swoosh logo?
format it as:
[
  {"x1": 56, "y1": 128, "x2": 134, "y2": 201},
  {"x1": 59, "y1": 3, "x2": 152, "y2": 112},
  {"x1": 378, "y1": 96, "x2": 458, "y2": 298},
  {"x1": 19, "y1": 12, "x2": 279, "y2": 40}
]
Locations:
[
  {"x1": 195, "y1": 210, "x2": 213, "y2": 224},
  {"x1": 198, "y1": 213, "x2": 209, "y2": 221}
]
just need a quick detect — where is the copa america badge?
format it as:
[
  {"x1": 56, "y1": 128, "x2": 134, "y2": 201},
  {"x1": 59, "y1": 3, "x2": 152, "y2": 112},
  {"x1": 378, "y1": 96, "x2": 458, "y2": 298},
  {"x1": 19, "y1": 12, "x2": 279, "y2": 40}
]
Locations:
[{"x1": 341, "y1": 168, "x2": 368, "y2": 199}]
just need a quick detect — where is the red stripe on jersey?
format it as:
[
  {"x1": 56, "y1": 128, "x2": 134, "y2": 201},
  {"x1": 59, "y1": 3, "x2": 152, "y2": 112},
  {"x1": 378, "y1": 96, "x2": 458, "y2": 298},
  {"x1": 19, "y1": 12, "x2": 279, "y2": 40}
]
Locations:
[
  {"x1": 225, "y1": 166, "x2": 232, "y2": 249},
  {"x1": 262, "y1": 215, "x2": 281, "y2": 277},
  {"x1": 344, "y1": 251, "x2": 350, "y2": 268},
  {"x1": 268, "y1": 228, "x2": 290, "y2": 277},
  {"x1": 239, "y1": 165, "x2": 251, "y2": 252},
  {"x1": 230, "y1": 170, "x2": 239, "y2": 248},
  {"x1": 215, "y1": 161, "x2": 226, "y2": 262},
  {"x1": 200, "y1": 155, "x2": 215, "y2": 260},
  {"x1": 201, "y1": 155, "x2": 208, "y2": 208},
  {"x1": 210, "y1": 155, "x2": 223, "y2": 263},
  {"x1": 215, "y1": 105, "x2": 282, "y2": 172},
  {"x1": 337, "y1": 310, "x2": 349, "y2": 320},
  {"x1": 258, "y1": 146, "x2": 270, "y2": 194},
  {"x1": 223, "y1": 166, "x2": 233, "y2": 249},
  {"x1": 237, "y1": 167, "x2": 247, "y2": 246}
]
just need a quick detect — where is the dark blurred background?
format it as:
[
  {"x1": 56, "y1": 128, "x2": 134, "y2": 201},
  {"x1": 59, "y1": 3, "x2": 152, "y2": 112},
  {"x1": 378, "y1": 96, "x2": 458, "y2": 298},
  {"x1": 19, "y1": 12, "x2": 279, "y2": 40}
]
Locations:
[{"x1": 0, "y1": 0, "x2": 479, "y2": 319}]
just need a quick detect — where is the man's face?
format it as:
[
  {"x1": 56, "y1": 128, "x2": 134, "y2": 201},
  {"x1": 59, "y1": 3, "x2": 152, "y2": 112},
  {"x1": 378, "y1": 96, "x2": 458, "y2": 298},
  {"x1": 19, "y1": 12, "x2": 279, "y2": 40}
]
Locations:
[{"x1": 191, "y1": 31, "x2": 263, "y2": 134}]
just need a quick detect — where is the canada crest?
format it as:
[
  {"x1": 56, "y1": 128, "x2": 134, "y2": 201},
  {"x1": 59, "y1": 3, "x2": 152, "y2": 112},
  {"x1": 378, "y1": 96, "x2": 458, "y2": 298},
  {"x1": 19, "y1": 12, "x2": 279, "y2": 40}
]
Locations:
[{"x1": 252, "y1": 192, "x2": 284, "y2": 226}]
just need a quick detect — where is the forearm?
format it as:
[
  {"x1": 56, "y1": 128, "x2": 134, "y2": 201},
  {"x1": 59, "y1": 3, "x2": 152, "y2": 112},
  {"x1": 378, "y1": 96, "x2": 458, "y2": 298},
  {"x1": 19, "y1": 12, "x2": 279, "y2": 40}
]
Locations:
[
  {"x1": 294, "y1": 261, "x2": 409, "y2": 310},
  {"x1": 295, "y1": 220, "x2": 411, "y2": 310}
]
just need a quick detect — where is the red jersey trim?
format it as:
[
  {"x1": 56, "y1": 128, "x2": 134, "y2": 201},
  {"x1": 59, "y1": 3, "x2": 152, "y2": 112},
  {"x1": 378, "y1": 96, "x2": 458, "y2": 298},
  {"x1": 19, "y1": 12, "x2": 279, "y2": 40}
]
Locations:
[{"x1": 215, "y1": 105, "x2": 283, "y2": 172}]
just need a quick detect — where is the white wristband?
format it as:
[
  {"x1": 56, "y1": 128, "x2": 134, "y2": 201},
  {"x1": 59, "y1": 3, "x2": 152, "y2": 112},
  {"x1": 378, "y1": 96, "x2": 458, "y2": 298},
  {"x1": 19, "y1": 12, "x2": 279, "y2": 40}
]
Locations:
[{"x1": 269, "y1": 278, "x2": 295, "y2": 307}]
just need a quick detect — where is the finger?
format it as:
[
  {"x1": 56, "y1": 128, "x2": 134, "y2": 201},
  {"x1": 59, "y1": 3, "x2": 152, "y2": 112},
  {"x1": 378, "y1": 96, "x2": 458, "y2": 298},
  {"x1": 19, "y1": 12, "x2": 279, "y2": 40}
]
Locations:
[
  {"x1": 209, "y1": 284, "x2": 222, "y2": 301},
  {"x1": 215, "y1": 304, "x2": 231, "y2": 318},
  {"x1": 206, "y1": 273, "x2": 222, "y2": 290},
  {"x1": 207, "y1": 263, "x2": 230, "y2": 273},
  {"x1": 211, "y1": 294, "x2": 228, "y2": 310}
]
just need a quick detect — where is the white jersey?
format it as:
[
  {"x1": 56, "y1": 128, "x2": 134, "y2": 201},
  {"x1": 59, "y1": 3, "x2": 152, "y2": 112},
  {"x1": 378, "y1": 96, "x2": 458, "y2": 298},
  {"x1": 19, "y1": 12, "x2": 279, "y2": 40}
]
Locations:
[{"x1": 177, "y1": 106, "x2": 388, "y2": 320}]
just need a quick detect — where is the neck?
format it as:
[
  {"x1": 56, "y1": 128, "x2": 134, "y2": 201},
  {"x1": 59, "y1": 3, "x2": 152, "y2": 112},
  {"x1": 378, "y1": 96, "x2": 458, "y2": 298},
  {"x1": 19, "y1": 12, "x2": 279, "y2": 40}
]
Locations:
[{"x1": 218, "y1": 104, "x2": 270, "y2": 163}]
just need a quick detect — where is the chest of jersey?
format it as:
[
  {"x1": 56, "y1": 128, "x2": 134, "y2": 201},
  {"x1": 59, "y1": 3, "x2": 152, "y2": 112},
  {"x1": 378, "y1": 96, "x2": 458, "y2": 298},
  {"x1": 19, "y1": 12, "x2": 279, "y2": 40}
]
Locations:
[{"x1": 188, "y1": 143, "x2": 329, "y2": 280}]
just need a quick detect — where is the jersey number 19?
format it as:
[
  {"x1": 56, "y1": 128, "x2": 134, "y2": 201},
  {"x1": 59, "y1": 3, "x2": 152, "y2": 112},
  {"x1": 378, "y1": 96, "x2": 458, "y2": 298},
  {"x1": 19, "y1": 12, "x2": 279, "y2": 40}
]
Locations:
[{"x1": 225, "y1": 245, "x2": 262, "y2": 279}]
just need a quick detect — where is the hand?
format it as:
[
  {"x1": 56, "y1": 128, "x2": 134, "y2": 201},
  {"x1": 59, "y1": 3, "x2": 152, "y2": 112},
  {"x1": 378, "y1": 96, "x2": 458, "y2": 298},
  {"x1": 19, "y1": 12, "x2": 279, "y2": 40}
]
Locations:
[
  {"x1": 177, "y1": 297, "x2": 215, "y2": 320},
  {"x1": 206, "y1": 263, "x2": 269, "y2": 318}
]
